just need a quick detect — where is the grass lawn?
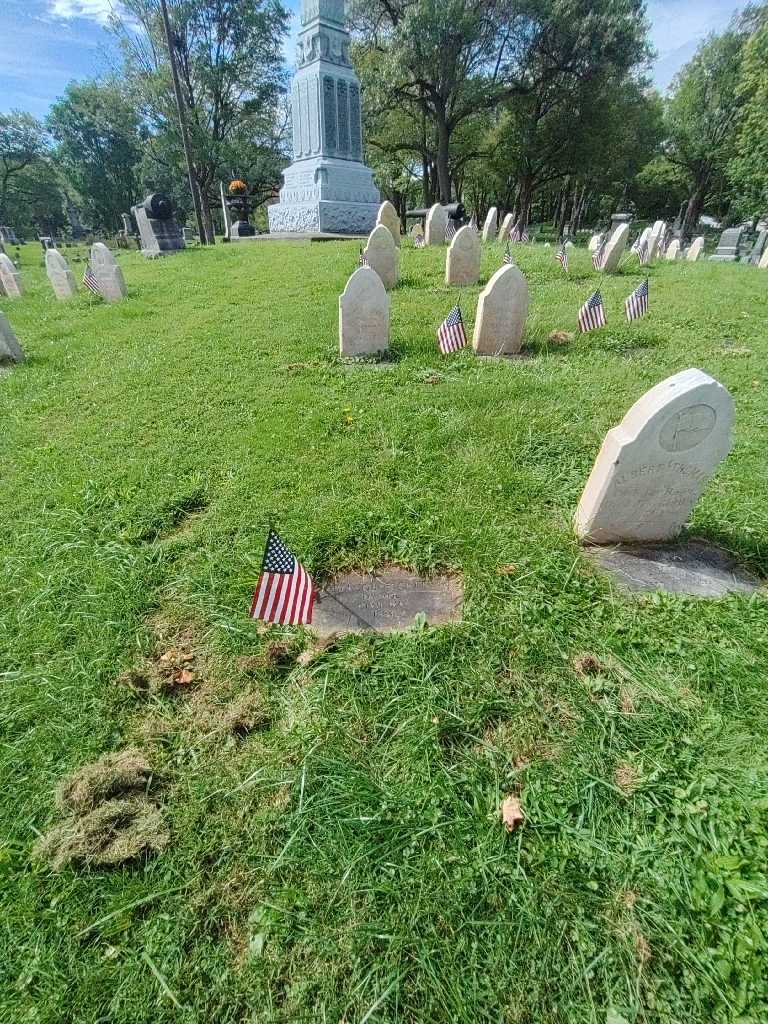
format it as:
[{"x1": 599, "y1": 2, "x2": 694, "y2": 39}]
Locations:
[{"x1": 1, "y1": 237, "x2": 767, "y2": 1024}]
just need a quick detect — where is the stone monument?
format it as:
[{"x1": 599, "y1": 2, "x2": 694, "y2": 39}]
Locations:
[
  {"x1": 361, "y1": 224, "x2": 398, "y2": 289},
  {"x1": 601, "y1": 223, "x2": 630, "y2": 273},
  {"x1": 90, "y1": 242, "x2": 127, "y2": 302},
  {"x1": 131, "y1": 193, "x2": 185, "y2": 257},
  {"x1": 338, "y1": 265, "x2": 389, "y2": 356},
  {"x1": 375, "y1": 201, "x2": 401, "y2": 246},
  {"x1": 710, "y1": 226, "x2": 745, "y2": 262},
  {"x1": 445, "y1": 225, "x2": 480, "y2": 286},
  {"x1": 268, "y1": 0, "x2": 380, "y2": 234},
  {"x1": 0, "y1": 253, "x2": 23, "y2": 298},
  {"x1": 686, "y1": 236, "x2": 705, "y2": 261},
  {"x1": 45, "y1": 248, "x2": 77, "y2": 300},
  {"x1": 425, "y1": 203, "x2": 448, "y2": 246},
  {"x1": 472, "y1": 264, "x2": 528, "y2": 356},
  {"x1": 575, "y1": 368, "x2": 734, "y2": 544},
  {"x1": 482, "y1": 207, "x2": 498, "y2": 242},
  {"x1": 0, "y1": 312, "x2": 25, "y2": 364}
]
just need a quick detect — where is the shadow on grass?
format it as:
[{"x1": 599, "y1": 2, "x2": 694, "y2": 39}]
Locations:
[{"x1": 686, "y1": 526, "x2": 768, "y2": 580}]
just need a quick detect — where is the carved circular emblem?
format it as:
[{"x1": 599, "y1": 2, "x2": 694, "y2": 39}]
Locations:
[{"x1": 659, "y1": 403, "x2": 717, "y2": 452}]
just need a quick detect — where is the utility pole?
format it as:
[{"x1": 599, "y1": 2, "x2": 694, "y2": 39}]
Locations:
[{"x1": 158, "y1": 0, "x2": 208, "y2": 243}]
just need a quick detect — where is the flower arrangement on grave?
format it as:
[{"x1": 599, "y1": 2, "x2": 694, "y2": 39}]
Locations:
[{"x1": 228, "y1": 180, "x2": 248, "y2": 196}]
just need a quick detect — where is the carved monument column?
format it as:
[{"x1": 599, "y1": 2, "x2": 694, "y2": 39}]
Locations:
[{"x1": 267, "y1": 0, "x2": 380, "y2": 235}]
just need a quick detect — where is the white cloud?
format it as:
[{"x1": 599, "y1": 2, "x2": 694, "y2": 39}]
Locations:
[{"x1": 48, "y1": 0, "x2": 117, "y2": 27}]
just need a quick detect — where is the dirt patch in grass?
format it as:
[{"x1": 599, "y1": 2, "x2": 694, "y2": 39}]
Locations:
[
  {"x1": 614, "y1": 761, "x2": 639, "y2": 794},
  {"x1": 572, "y1": 651, "x2": 608, "y2": 677},
  {"x1": 56, "y1": 748, "x2": 156, "y2": 814},
  {"x1": 35, "y1": 797, "x2": 169, "y2": 871}
]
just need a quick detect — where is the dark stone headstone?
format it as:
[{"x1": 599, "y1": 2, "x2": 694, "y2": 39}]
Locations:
[
  {"x1": 311, "y1": 567, "x2": 463, "y2": 637},
  {"x1": 584, "y1": 540, "x2": 761, "y2": 597},
  {"x1": 745, "y1": 228, "x2": 768, "y2": 266},
  {"x1": 131, "y1": 193, "x2": 185, "y2": 257},
  {"x1": 710, "y1": 225, "x2": 745, "y2": 262}
]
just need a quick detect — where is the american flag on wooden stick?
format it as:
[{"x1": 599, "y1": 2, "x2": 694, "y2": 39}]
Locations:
[
  {"x1": 556, "y1": 243, "x2": 569, "y2": 273},
  {"x1": 469, "y1": 213, "x2": 478, "y2": 232},
  {"x1": 413, "y1": 232, "x2": 426, "y2": 248},
  {"x1": 592, "y1": 240, "x2": 606, "y2": 271},
  {"x1": 358, "y1": 247, "x2": 369, "y2": 267},
  {"x1": 445, "y1": 219, "x2": 457, "y2": 242},
  {"x1": 82, "y1": 263, "x2": 101, "y2": 296},
  {"x1": 502, "y1": 241, "x2": 514, "y2": 266},
  {"x1": 510, "y1": 225, "x2": 530, "y2": 243},
  {"x1": 578, "y1": 290, "x2": 606, "y2": 333},
  {"x1": 437, "y1": 304, "x2": 467, "y2": 354},
  {"x1": 625, "y1": 278, "x2": 649, "y2": 322},
  {"x1": 249, "y1": 528, "x2": 315, "y2": 626}
]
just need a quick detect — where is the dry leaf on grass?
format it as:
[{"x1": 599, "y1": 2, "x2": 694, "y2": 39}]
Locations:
[
  {"x1": 56, "y1": 748, "x2": 155, "y2": 814},
  {"x1": 614, "y1": 762, "x2": 638, "y2": 794},
  {"x1": 496, "y1": 563, "x2": 517, "y2": 576},
  {"x1": 548, "y1": 330, "x2": 574, "y2": 345},
  {"x1": 500, "y1": 795, "x2": 524, "y2": 832},
  {"x1": 35, "y1": 797, "x2": 169, "y2": 871}
]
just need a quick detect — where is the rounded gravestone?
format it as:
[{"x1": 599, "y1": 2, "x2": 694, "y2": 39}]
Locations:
[
  {"x1": 90, "y1": 242, "x2": 127, "y2": 302},
  {"x1": 0, "y1": 253, "x2": 23, "y2": 298},
  {"x1": 686, "y1": 236, "x2": 705, "y2": 261},
  {"x1": 497, "y1": 212, "x2": 514, "y2": 243},
  {"x1": 339, "y1": 266, "x2": 389, "y2": 357},
  {"x1": 0, "y1": 311, "x2": 24, "y2": 363},
  {"x1": 45, "y1": 249, "x2": 77, "y2": 300},
  {"x1": 600, "y1": 223, "x2": 630, "y2": 274},
  {"x1": 665, "y1": 239, "x2": 681, "y2": 261},
  {"x1": 362, "y1": 224, "x2": 399, "y2": 290},
  {"x1": 482, "y1": 207, "x2": 498, "y2": 242},
  {"x1": 445, "y1": 225, "x2": 481, "y2": 286},
  {"x1": 760, "y1": 248, "x2": 768, "y2": 269},
  {"x1": 472, "y1": 264, "x2": 529, "y2": 356},
  {"x1": 647, "y1": 220, "x2": 666, "y2": 262},
  {"x1": 425, "y1": 204, "x2": 448, "y2": 246},
  {"x1": 375, "y1": 201, "x2": 401, "y2": 247},
  {"x1": 575, "y1": 368, "x2": 734, "y2": 544}
]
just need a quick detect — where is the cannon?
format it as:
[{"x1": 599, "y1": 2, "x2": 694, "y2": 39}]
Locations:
[{"x1": 406, "y1": 202, "x2": 466, "y2": 225}]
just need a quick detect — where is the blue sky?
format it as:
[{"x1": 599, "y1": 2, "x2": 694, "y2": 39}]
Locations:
[{"x1": 0, "y1": 0, "x2": 743, "y2": 119}]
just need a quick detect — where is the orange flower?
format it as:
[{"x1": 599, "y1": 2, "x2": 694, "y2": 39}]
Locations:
[{"x1": 228, "y1": 179, "x2": 248, "y2": 195}]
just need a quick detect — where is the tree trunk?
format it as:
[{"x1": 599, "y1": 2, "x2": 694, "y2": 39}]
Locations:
[
  {"x1": 434, "y1": 104, "x2": 451, "y2": 204},
  {"x1": 516, "y1": 174, "x2": 534, "y2": 232},
  {"x1": 682, "y1": 179, "x2": 708, "y2": 242},
  {"x1": 201, "y1": 197, "x2": 215, "y2": 244}
]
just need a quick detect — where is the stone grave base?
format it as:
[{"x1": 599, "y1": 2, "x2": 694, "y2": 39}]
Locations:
[
  {"x1": 311, "y1": 567, "x2": 463, "y2": 637},
  {"x1": 584, "y1": 540, "x2": 761, "y2": 597}
]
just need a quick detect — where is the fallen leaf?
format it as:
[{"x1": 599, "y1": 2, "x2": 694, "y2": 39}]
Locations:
[
  {"x1": 176, "y1": 669, "x2": 195, "y2": 686},
  {"x1": 548, "y1": 330, "x2": 573, "y2": 345},
  {"x1": 501, "y1": 795, "x2": 524, "y2": 832},
  {"x1": 496, "y1": 563, "x2": 517, "y2": 575}
]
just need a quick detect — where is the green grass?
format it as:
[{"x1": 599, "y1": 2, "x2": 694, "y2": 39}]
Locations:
[{"x1": 2, "y1": 236, "x2": 768, "y2": 1024}]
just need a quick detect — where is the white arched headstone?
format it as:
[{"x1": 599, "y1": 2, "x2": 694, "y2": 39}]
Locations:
[
  {"x1": 362, "y1": 224, "x2": 399, "y2": 290},
  {"x1": 46, "y1": 249, "x2": 77, "y2": 300},
  {"x1": 472, "y1": 264, "x2": 528, "y2": 356},
  {"x1": 375, "y1": 201, "x2": 401, "y2": 247},
  {"x1": 760, "y1": 247, "x2": 768, "y2": 269},
  {"x1": 0, "y1": 311, "x2": 25, "y2": 363},
  {"x1": 90, "y1": 243, "x2": 127, "y2": 302},
  {"x1": 410, "y1": 222, "x2": 424, "y2": 242},
  {"x1": 445, "y1": 225, "x2": 481, "y2": 286},
  {"x1": 0, "y1": 253, "x2": 23, "y2": 298},
  {"x1": 575, "y1": 368, "x2": 734, "y2": 544},
  {"x1": 497, "y1": 213, "x2": 514, "y2": 243},
  {"x1": 686, "y1": 237, "x2": 705, "y2": 261},
  {"x1": 425, "y1": 204, "x2": 448, "y2": 246},
  {"x1": 665, "y1": 239, "x2": 682, "y2": 261},
  {"x1": 600, "y1": 223, "x2": 630, "y2": 273},
  {"x1": 588, "y1": 233, "x2": 604, "y2": 253},
  {"x1": 482, "y1": 207, "x2": 498, "y2": 242},
  {"x1": 339, "y1": 266, "x2": 389, "y2": 357},
  {"x1": 647, "y1": 220, "x2": 667, "y2": 262}
]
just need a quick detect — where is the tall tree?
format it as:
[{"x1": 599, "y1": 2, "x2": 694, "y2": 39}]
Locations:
[
  {"x1": 729, "y1": 6, "x2": 768, "y2": 218},
  {"x1": 113, "y1": 0, "x2": 290, "y2": 242},
  {"x1": 665, "y1": 29, "x2": 747, "y2": 239},
  {"x1": 47, "y1": 81, "x2": 145, "y2": 233},
  {"x1": 0, "y1": 112, "x2": 47, "y2": 226}
]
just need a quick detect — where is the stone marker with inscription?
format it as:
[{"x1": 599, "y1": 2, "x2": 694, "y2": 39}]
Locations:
[
  {"x1": 376, "y1": 200, "x2": 401, "y2": 247},
  {"x1": 497, "y1": 212, "x2": 514, "y2": 243},
  {"x1": 0, "y1": 253, "x2": 23, "y2": 298},
  {"x1": 472, "y1": 263, "x2": 528, "y2": 356},
  {"x1": 311, "y1": 567, "x2": 463, "y2": 637},
  {"x1": 600, "y1": 223, "x2": 630, "y2": 273},
  {"x1": 445, "y1": 224, "x2": 481, "y2": 286},
  {"x1": 338, "y1": 265, "x2": 389, "y2": 356},
  {"x1": 710, "y1": 226, "x2": 745, "y2": 262},
  {"x1": 362, "y1": 224, "x2": 399, "y2": 289},
  {"x1": 0, "y1": 311, "x2": 25, "y2": 363},
  {"x1": 90, "y1": 242, "x2": 127, "y2": 302},
  {"x1": 45, "y1": 248, "x2": 77, "y2": 299},
  {"x1": 575, "y1": 368, "x2": 734, "y2": 544},
  {"x1": 425, "y1": 203, "x2": 448, "y2": 245},
  {"x1": 686, "y1": 236, "x2": 705, "y2": 261},
  {"x1": 482, "y1": 207, "x2": 498, "y2": 242}
]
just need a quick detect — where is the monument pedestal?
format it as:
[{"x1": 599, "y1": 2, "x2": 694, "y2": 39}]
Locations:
[{"x1": 268, "y1": 0, "x2": 379, "y2": 236}]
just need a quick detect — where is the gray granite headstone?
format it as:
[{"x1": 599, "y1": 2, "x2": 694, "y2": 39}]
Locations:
[
  {"x1": 131, "y1": 193, "x2": 185, "y2": 257},
  {"x1": 311, "y1": 567, "x2": 463, "y2": 637},
  {"x1": 746, "y1": 228, "x2": 768, "y2": 266},
  {"x1": 0, "y1": 311, "x2": 25, "y2": 364},
  {"x1": 710, "y1": 226, "x2": 745, "y2": 262}
]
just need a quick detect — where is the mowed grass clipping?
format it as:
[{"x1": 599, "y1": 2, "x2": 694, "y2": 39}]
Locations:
[{"x1": 1, "y1": 238, "x2": 768, "y2": 1024}]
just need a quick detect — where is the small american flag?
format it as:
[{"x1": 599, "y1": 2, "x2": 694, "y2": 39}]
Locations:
[
  {"x1": 592, "y1": 240, "x2": 606, "y2": 271},
  {"x1": 625, "y1": 278, "x2": 649, "y2": 322},
  {"x1": 445, "y1": 219, "x2": 457, "y2": 242},
  {"x1": 502, "y1": 241, "x2": 514, "y2": 266},
  {"x1": 578, "y1": 290, "x2": 606, "y2": 333},
  {"x1": 630, "y1": 235, "x2": 641, "y2": 253},
  {"x1": 413, "y1": 233, "x2": 426, "y2": 248},
  {"x1": 83, "y1": 263, "x2": 101, "y2": 296},
  {"x1": 249, "y1": 528, "x2": 315, "y2": 626},
  {"x1": 556, "y1": 244, "x2": 569, "y2": 273},
  {"x1": 358, "y1": 247, "x2": 369, "y2": 267},
  {"x1": 469, "y1": 213, "x2": 478, "y2": 231},
  {"x1": 437, "y1": 304, "x2": 467, "y2": 354},
  {"x1": 510, "y1": 225, "x2": 530, "y2": 243}
]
